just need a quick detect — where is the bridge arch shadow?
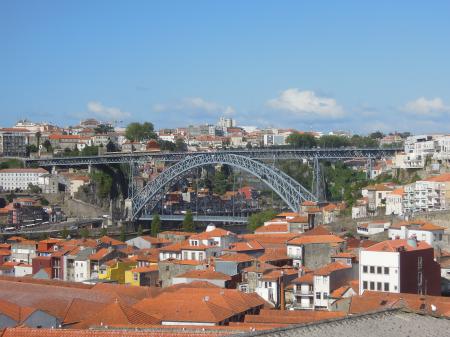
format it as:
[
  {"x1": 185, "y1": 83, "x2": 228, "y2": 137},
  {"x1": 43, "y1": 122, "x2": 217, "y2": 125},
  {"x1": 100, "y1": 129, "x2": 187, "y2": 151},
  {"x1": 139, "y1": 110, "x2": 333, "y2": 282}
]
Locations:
[{"x1": 131, "y1": 153, "x2": 317, "y2": 220}]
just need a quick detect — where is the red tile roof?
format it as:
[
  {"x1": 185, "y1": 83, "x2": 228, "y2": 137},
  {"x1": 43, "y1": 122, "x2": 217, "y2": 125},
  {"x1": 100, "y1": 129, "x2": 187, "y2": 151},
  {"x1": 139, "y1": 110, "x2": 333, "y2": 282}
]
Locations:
[
  {"x1": 73, "y1": 300, "x2": 161, "y2": 328},
  {"x1": 177, "y1": 269, "x2": 232, "y2": 281},
  {"x1": 287, "y1": 234, "x2": 344, "y2": 246},
  {"x1": 314, "y1": 262, "x2": 351, "y2": 276},
  {"x1": 364, "y1": 239, "x2": 432, "y2": 252},
  {"x1": 254, "y1": 224, "x2": 289, "y2": 234}
]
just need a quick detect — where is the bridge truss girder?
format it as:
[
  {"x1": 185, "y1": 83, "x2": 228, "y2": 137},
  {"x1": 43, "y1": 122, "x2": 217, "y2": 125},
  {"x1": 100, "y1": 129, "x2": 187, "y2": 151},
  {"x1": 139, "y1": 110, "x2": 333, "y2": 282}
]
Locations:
[
  {"x1": 26, "y1": 148, "x2": 400, "y2": 167},
  {"x1": 131, "y1": 153, "x2": 317, "y2": 220}
]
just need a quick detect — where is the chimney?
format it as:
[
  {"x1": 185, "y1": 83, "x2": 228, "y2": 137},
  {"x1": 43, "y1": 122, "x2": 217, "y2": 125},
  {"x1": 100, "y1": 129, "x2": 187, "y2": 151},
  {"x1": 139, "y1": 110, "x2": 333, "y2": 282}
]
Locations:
[
  {"x1": 407, "y1": 234, "x2": 417, "y2": 248},
  {"x1": 279, "y1": 271, "x2": 285, "y2": 311}
]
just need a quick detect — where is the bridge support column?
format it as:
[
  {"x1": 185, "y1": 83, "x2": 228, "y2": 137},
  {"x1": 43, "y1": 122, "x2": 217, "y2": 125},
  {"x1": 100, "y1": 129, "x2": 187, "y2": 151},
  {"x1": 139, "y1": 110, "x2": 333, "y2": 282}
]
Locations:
[
  {"x1": 367, "y1": 156, "x2": 373, "y2": 180},
  {"x1": 128, "y1": 161, "x2": 138, "y2": 199},
  {"x1": 312, "y1": 156, "x2": 325, "y2": 202}
]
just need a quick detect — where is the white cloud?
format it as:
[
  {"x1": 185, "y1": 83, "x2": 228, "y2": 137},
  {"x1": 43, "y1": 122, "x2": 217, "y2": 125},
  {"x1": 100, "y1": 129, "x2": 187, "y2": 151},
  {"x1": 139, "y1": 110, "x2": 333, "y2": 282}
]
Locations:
[
  {"x1": 267, "y1": 89, "x2": 345, "y2": 119},
  {"x1": 152, "y1": 97, "x2": 235, "y2": 116},
  {"x1": 402, "y1": 97, "x2": 449, "y2": 116},
  {"x1": 87, "y1": 101, "x2": 131, "y2": 120}
]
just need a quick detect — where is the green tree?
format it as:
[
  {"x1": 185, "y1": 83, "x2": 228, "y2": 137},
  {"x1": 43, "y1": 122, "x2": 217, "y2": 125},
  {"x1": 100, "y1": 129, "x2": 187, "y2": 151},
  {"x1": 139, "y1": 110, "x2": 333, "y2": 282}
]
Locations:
[
  {"x1": 90, "y1": 170, "x2": 113, "y2": 198},
  {"x1": 286, "y1": 133, "x2": 317, "y2": 148},
  {"x1": 94, "y1": 124, "x2": 114, "y2": 134},
  {"x1": 125, "y1": 122, "x2": 157, "y2": 142},
  {"x1": 81, "y1": 145, "x2": 99, "y2": 156},
  {"x1": 28, "y1": 183, "x2": 42, "y2": 194},
  {"x1": 40, "y1": 198, "x2": 50, "y2": 206},
  {"x1": 120, "y1": 226, "x2": 126, "y2": 242},
  {"x1": 175, "y1": 138, "x2": 188, "y2": 152},
  {"x1": 182, "y1": 210, "x2": 195, "y2": 232},
  {"x1": 247, "y1": 209, "x2": 278, "y2": 232},
  {"x1": 213, "y1": 169, "x2": 228, "y2": 195},
  {"x1": 350, "y1": 135, "x2": 379, "y2": 148},
  {"x1": 26, "y1": 144, "x2": 39, "y2": 155},
  {"x1": 151, "y1": 214, "x2": 161, "y2": 237},
  {"x1": 61, "y1": 227, "x2": 69, "y2": 239},
  {"x1": 6, "y1": 192, "x2": 15, "y2": 203},
  {"x1": 369, "y1": 131, "x2": 384, "y2": 139},
  {"x1": 318, "y1": 135, "x2": 350, "y2": 148},
  {"x1": 137, "y1": 224, "x2": 144, "y2": 236},
  {"x1": 158, "y1": 140, "x2": 176, "y2": 152},
  {"x1": 106, "y1": 141, "x2": 118, "y2": 152},
  {"x1": 80, "y1": 227, "x2": 89, "y2": 239},
  {"x1": 43, "y1": 139, "x2": 52, "y2": 152}
]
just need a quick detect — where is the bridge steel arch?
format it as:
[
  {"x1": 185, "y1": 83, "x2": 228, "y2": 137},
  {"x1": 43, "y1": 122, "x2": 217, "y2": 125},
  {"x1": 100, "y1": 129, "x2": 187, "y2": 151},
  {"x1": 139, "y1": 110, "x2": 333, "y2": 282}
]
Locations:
[{"x1": 131, "y1": 153, "x2": 317, "y2": 220}]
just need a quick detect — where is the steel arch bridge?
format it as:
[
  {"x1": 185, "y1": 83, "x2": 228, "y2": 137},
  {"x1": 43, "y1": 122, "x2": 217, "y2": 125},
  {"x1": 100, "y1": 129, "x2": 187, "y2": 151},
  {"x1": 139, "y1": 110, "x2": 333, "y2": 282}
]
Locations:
[{"x1": 131, "y1": 153, "x2": 317, "y2": 220}]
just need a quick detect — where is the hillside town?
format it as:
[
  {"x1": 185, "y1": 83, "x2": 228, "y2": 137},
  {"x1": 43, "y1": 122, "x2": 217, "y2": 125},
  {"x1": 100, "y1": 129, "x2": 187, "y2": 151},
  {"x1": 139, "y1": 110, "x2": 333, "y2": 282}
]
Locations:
[{"x1": 2, "y1": 1, "x2": 450, "y2": 336}]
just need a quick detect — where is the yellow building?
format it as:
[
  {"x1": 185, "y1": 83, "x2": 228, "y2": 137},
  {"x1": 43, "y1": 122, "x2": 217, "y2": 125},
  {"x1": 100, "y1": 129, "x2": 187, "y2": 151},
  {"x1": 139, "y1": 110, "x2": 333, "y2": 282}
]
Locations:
[
  {"x1": 98, "y1": 258, "x2": 137, "y2": 284},
  {"x1": 125, "y1": 265, "x2": 159, "y2": 287}
]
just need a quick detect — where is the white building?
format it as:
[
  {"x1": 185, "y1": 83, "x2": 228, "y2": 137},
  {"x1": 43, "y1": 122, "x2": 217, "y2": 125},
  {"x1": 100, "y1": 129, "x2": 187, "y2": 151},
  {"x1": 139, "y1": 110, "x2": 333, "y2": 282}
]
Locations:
[
  {"x1": 292, "y1": 261, "x2": 355, "y2": 310},
  {"x1": 37, "y1": 174, "x2": 60, "y2": 194},
  {"x1": 356, "y1": 220, "x2": 390, "y2": 237},
  {"x1": 352, "y1": 198, "x2": 368, "y2": 219},
  {"x1": 385, "y1": 188, "x2": 404, "y2": 215},
  {"x1": 403, "y1": 173, "x2": 450, "y2": 213},
  {"x1": 388, "y1": 221, "x2": 445, "y2": 246},
  {"x1": 362, "y1": 184, "x2": 394, "y2": 213},
  {"x1": 14, "y1": 263, "x2": 33, "y2": 277},
  {"x1": 0, "y1": 168, "x2": 48, "y2": 191},
  {"x1": 359, "y1": 239, "x2": 441, "y2": 296},
  {"x1": 403, "y1": 135, "x2": 439, "y2": 168},
  {"x1": 433, "y1": 135, "x2": 450, "y2": 162},
  {"x1": 263, "y1": 134, "x2": 286, "y2": 147},
  {"x1": 217, "y1": 117, "x2": 236, "y2": 128},
  {"x1": 74, "y1": 258, "x2": 91, "y2": 283}
]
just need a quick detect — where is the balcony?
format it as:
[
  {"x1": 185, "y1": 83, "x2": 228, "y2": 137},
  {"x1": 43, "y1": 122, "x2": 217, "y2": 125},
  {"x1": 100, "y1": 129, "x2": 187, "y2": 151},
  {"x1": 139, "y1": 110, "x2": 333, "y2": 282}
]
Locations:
[{"x1": 294, "y1": 288, "x2": 314, "y2": 296}]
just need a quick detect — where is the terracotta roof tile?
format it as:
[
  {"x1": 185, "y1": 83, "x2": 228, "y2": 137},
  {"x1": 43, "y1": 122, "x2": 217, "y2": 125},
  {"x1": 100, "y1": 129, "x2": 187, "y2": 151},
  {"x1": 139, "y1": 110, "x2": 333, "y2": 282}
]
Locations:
[
  {"x1": 176, "y1": 269, "x2": 231, "y2": 281},
  {"x1": 287, "y1": 234, "x2": 344, "y2": 245},
  {"x1": 364, "y1": 239, "x2": 432, "y2": 252}
]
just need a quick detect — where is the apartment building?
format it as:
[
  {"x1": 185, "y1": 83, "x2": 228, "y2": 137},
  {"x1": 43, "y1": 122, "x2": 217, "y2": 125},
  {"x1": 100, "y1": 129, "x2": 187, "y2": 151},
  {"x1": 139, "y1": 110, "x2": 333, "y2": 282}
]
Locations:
[
  {"x1": 388, "y1": 221, "x2": 445, "y2": 246},
  {"x1": 403, "y1": 135, "x2": 438, "y2": 168},
  {"x1": 385, "y1": 188, "x2": 404, "y2": 215},
  {"x1": 0, "y1": 168, "x2": 49, "y2": 191},
  {"x1": 359, "y1": 238, "x2": 441, "y2": 296},
  {"x1": 291, "y1": 261, "x2": 355, "y2": 310},
  {"x1": 403, "y1": 173, "x2": 450, "y2": 213},
  {"x1": 0, "y1": 128, "x2": 29, "y2": 157}
]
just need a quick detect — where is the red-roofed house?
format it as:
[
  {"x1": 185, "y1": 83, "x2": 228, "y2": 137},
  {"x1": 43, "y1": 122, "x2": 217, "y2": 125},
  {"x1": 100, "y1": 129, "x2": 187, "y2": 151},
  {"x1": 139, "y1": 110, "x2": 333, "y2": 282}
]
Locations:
[
  {"x1": 359, "y1": 238, "x2": 440, "y2": 296},
  {"x1": 286, "y1": 235, "x2": 345, "y2": 269},
  {"x1": 388, "y1": 220, "x2": 445, "y2": 246}
]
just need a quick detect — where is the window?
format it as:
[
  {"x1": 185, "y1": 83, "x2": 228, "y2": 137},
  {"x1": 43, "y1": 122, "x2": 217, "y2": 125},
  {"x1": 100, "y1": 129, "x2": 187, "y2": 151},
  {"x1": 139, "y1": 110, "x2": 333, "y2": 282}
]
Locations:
[
  {"x1": 323, "y1": 292, "x2": 328, "y2": 299},
  {"x1": 363, "y1": 281, "x2": 368, "y2": 290},
  {"x1": 133, "y1": 273, "x2": 138, "y2": 281},
  {"x1": 377, "y1": 282, "x2": 382, "y2": 291},
  {"x1": 183, "y1": 252, "x2": 188, "y2": 260},
  {"x1": 370, "y1": 266, "x2": 375, "y2": 274},
  {"x1": 191, "y1": 252, "x2": 195, "y2": 260},
  {"x1": 370, "y1": 282, "x2": 375, "y2": 290},
  {"x1": 363, "y1": 266, "x2": 368, "y2": 273},
  {"x1": 384, "y1": 267, "x2": 389, "y2": 275},
  {"x1": 377, "y1": 267, "x2": 382, "y2": 274},
  {"x1": 199, "y1": 253, "x2": 204, "y2": 261},
  {"x1": 384, "y1": 283, "x2": 389, "y2": 291},
  {"x1": 316, "y1": 292, "x2": 321, "y2": 300}
]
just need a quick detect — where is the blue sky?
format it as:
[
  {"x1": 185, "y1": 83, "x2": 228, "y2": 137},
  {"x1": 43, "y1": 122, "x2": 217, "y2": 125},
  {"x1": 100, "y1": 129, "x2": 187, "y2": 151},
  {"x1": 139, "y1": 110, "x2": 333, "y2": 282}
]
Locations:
[{"x1": 1, "y1": 1, "x2": 450, "y2": 133}]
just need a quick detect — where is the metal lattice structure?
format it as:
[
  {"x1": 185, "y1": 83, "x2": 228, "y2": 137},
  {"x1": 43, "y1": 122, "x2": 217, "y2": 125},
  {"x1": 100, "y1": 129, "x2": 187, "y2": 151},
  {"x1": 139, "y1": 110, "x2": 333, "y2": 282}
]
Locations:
[
  {"x1": 131, "y1": 153, "x2": 317, "y2": 220},
  {"x1": 25, "y1": 147, "x2": 401, "y2": 167}
]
